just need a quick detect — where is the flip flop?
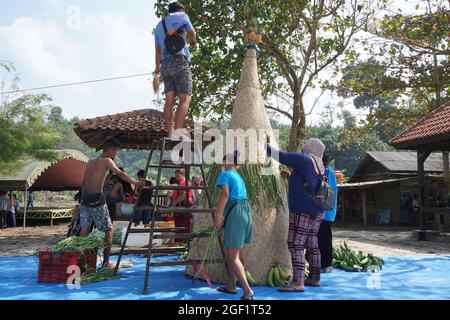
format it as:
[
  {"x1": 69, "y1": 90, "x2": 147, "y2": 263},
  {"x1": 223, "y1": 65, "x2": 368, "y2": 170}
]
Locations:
[
  {"x1": 100, "y1": 263, "x2": 115, "y2": 270},
  {"x1": 305, "y1": 280, "x2": 320, "y2": 287},
  {"x1": 217, "y1": 286, "x2": 238, "y2": 295},
  {"x1": 240, "y1": 294, "x2": 254, "y2": 300},
  {"x1": 278, "y1": 284, "x2": 305, "y2": 292}
]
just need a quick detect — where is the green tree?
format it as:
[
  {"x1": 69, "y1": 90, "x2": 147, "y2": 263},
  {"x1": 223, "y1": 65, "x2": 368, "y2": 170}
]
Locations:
[
  {"x1": 306, "y1": 121, "x2": 392, "y2": 176},
  {"x1": 336, "y1": 127, "x2": 393, "y2": 176},
  {"x1": 48, "y1": 106, "x2": 95, "y2": 156},
  {"x1": 155, "y1": 0, "x2": 381, "y2": 152},
  {"x1": 335, "y1": 0, "x2": 449, "y2": 138},
  {"x1": 0, "y1": 66, "x2": 59, "y2": 169}
]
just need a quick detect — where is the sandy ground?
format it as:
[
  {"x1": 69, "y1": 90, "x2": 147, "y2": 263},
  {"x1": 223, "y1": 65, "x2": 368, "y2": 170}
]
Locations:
[{"x1": 1, "y1": 222, "x2": 449, "y2": 257}]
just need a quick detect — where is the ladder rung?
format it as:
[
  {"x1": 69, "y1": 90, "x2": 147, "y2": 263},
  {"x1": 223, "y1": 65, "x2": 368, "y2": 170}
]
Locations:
[
  {"x1": 119, "y1": 246, "x2": 187, "y2": 255},
  {"x1": 152, "y1": 232, "x2": 212, "y2": 239},
  {"x1": 150, "y1": 259, "x2": 224, "y2": 267},
  {"x1": 156, "y1": 207, "x2": 215, "y2": 214},
  {"x1": 147, "y1": 163, "x2": 204, "y2": 169},
  {"x1": 133, "y1": 206, "x2": 214, "y2": 214},
  {"x1": 143, "y1": 186, "x2": 207, "y2": 191},
  {"x1": 162, "y1": 137, "x2": 197, "y2": 144},
  {"x1": 128, "y1": 227, "x2": 187, "y2": 234}
]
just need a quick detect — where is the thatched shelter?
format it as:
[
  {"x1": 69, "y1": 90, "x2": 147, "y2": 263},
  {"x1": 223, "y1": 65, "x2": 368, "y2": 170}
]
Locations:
[
  {"x1": 0, "y1": 150, "x2": 88, "y2": 227},
  {"x1": 186, "y1": 47, "x2": 291, "y2": 284}
]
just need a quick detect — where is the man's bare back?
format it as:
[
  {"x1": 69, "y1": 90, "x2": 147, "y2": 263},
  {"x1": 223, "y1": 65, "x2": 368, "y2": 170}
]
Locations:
[{"x1": 82, "y1": 157, "x2": 138, "y2": 195}]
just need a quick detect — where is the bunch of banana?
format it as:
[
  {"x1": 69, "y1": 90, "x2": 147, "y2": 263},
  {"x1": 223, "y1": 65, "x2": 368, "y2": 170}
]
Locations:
[
  {"x1": 332, "y1": 241, "x2": 385, "y2": 272},
  {"x1": 267, "y1": 264, "x2": 291, "y2": 287},
  {"x1": 245, "y1": 268, "x2": 258, "y2": 286}
]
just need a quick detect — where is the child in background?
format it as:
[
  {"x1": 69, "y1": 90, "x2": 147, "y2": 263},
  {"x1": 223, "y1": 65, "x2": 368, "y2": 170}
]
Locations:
[
  {"x1": 215, "y1": 151, "x2": 254, "y2": 300},
  {"x1": 165, "y1": 177, "x2": 179, "y2": 207}
]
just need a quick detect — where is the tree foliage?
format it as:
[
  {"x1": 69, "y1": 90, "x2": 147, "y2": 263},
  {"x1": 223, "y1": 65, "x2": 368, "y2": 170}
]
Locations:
[
  {"x1": 0, "y1": 67, "x2": 59, "y2": 169},
  {"x1": 155, "y1": 0, "x2": 381, "y2": 151}
]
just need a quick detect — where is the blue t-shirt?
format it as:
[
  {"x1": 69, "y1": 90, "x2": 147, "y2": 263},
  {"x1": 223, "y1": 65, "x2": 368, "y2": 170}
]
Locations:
[
  {"x1": 324, "y1": 165, "x2": 338, "y2": 222},
  {"x1": 216, "y1": 169, "x2": 248, "y2": 203},
  {"x1": 268, "y1": 146, "x2": 324, "y2": 215},
  {"x1": 154, "y1": 12, "x2": 194, "y2": 63}
]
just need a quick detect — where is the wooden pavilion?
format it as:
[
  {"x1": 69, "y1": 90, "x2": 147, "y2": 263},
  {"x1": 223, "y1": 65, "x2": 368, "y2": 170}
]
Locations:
[{"x1": 390, "y1": 100, "x2": 450, "y2": 239}]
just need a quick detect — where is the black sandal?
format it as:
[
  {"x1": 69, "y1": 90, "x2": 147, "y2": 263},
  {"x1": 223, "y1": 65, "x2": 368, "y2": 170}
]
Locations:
[
  {"x1": 217, "y1": 286, "x2": 238, "y2": 295},
  {"x1": 240, "y1": 294, "x2": 254, "y2": 300}
]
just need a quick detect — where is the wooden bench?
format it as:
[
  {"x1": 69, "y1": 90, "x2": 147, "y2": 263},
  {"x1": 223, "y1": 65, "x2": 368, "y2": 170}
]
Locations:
[{"x1": 16, "y1": 208, "x2": 73, "y2": 226}]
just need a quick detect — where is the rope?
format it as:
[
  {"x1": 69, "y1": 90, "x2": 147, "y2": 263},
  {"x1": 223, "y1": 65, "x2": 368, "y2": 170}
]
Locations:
[{"x1": 1, "y1": 72, "x2": 152, "y2": 95}]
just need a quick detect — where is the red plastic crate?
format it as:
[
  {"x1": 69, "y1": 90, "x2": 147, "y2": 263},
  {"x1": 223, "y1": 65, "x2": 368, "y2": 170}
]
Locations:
[{"x1": 38, "y1": 249, "x2": 98, "y2": 284}]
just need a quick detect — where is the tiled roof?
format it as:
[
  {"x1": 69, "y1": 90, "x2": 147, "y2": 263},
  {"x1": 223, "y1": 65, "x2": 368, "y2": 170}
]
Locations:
[
  {"x1": 390, "y1": 100, "x2": 450, "y2": 149},
  {"x1": 74, "y1": 109, "x2": 209, "y2": 150},
  {"x1": 76, "y1": 109, "x2": 167, "y2": 133}
]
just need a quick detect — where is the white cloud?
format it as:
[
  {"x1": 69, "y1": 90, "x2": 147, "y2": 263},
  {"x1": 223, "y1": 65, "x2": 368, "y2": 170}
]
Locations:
[
  {"x1": 0, "y1": 17, "x2": 91, "y2": 96},
  {"x1": 0, "y1": 7, "x2": 159, "y2": 118},
  {"x1": 84, "y1": 12, "x2": 154, "y2": 95},
  {"x1": 45, "y1": 0, "x2": 64, "y2": 12}
]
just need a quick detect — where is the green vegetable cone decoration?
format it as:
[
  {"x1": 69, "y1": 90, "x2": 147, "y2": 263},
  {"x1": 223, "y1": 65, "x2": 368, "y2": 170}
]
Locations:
[{"x1": 186, "y1": 40, "x2": 292, "y2": 285}]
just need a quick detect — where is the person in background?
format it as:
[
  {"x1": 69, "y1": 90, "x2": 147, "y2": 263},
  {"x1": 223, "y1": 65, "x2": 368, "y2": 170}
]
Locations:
[
  {"x1": 0, "y1": 191, "x2": 9, "y2": 229},
  {"x1": 215, "y1": 151, "x2": 254, "y2": 300},
  {"x1": 192, "y1": 176, "x2": 203, "y2": 207},
  {"x1": 134, "y1": 170, "x2": 154, "y2": 228},
  {"x1": 426, "y1": 179, "x2": 444, "y2": 231},
  {"x1": 154, "y1": 2, "x2": 197, "y2": 138},
  {"x1": 317, "y1": 155, "x2": 338, "y2": 273},
  {"x1": 103, "y1": 174, "x2": 124, "y2": 223},
  {"x1": 172, "y1": 169, "x2": 194, "y2": 241},
  {"x1": 118, "y1": 167, "x2": 134, "y2": 195},
  {"x1": 14, "y1": 194, "x2": 20, "y2": 214},
  {"x1": 411, "y1": 194, "x2": 420, "y2": 225},
  {"x1": 27, "y1": 192, "x2": 34, "y2": 209},
  {"x1": 165, "y1": 177, "x2": 178, "y2": 207},
  {"x1": 7, "y1": 192, "x2": 16, "y2": 228},
  {"x1": 267, "y1": 138, "x2": 326, "y2": 293}
]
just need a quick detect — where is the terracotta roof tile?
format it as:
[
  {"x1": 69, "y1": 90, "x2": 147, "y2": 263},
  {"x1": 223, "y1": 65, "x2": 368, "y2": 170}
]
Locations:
[
  {"x1": 390, "y1": 100, "x2": 450, "y2": 149},
  {"x1": 73, "y1": 108, "x2": 210, "y2": 150}
]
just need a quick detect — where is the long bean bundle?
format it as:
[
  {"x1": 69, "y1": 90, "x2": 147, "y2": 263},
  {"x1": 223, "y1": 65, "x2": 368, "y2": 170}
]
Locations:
[
  {"x1": 80, "y1": 268, "x2": 119, "y2": 284},
  {"x1": 193, "y1": 227, "x2": 218, "y2": 280},
  {"x1": 51, "y1": 235, "x2": 106, "y2": 253}
]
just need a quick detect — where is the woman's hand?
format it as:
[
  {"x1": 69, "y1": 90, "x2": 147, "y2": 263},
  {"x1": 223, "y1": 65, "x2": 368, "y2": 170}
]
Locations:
[
  {"x1": 214, "y1": 214, "x2": 223, "y2": 230},
  {"x1": 280, "y1": 169, "x2": 291, "y2": 179}
]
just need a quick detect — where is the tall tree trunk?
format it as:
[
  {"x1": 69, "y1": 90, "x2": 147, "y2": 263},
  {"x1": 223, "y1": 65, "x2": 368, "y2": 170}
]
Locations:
[{"x1": 287, "y1": 93, "x2": 306, "y2": 152}]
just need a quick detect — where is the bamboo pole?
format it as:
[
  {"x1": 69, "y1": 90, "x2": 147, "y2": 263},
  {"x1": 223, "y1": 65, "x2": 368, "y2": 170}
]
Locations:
[
  {"x1": 23, "y1": 184, "x2": 28, "y2": 229},
  {"x1": 362, "y1": 188, "x2": 367, "y2": 227}
]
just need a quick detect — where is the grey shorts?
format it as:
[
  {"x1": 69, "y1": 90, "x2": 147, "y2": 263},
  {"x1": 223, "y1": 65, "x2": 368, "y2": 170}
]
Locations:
[
  {"x1": 79, "y1": 204, "x2": 113, "y2": 232},
  {"x1": 161, "y1": 55, "x2": 192, "y2": 95}
]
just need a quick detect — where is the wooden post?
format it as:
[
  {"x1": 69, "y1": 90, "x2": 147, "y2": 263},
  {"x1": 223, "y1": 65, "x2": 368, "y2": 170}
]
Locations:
[
  {"x1": 23, "y1": 184, "x2": 28, "y2": 229},
  {"x1": 396, "y1": 182, "x2": 401, "y2": 227},
  {"x1": 341, "y1": 189, "x2": 345, "y2": 223},
  {"x1": 418, "y1": 148, "x2": 431, "y2": 240},
  {"x1": 443, "y1": 151, "x2": 450, "y2": 230},
  {"x1": 362, "y1": 188, "x2": 367, "y2": 227}
]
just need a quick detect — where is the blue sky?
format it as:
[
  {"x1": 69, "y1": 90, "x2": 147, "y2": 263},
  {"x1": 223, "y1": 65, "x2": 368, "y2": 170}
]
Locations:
[{"x1": 0, "y1": 0, "x2": 160, "y2": 119}]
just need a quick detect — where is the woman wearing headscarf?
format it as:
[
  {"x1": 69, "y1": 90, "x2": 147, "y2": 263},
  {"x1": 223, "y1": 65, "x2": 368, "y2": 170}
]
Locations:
[{"x1": 267, "y1": 138, "x2": 326, "y2": 292}]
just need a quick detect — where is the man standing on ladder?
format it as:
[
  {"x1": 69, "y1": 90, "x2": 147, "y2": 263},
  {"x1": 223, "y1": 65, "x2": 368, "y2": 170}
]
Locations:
[{"x1": 154, "y1": 2, "x2": 197, "y2": 138}]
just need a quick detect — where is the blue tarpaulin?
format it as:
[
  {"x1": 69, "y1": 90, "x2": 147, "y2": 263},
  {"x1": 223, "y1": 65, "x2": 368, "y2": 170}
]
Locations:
[{"x1": 0, "y1": 255, "x2": 449, "y2": 300}]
